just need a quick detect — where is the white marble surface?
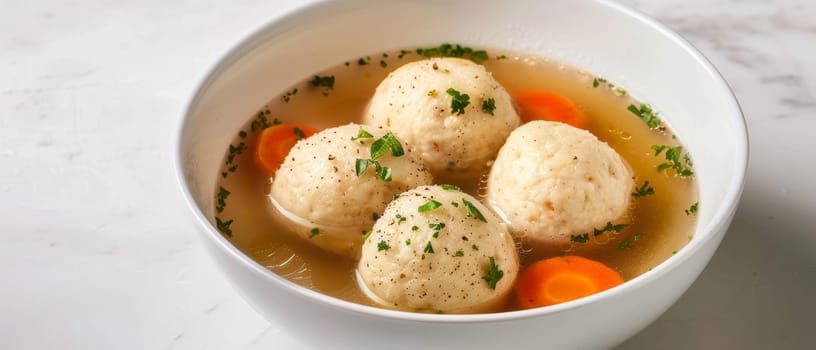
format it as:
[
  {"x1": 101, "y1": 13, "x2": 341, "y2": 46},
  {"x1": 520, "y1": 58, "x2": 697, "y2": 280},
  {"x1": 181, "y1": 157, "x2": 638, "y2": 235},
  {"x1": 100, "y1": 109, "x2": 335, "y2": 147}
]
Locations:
[{"x1": 1, "y1": 0, "x2": 814, "y2": 349}]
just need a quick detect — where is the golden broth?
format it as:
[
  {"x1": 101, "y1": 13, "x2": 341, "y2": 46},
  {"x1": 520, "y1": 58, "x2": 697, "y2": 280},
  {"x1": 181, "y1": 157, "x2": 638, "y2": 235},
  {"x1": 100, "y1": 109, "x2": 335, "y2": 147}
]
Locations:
[{"x1": 213, "y1": 48, "x2": 699, "y2": 311}]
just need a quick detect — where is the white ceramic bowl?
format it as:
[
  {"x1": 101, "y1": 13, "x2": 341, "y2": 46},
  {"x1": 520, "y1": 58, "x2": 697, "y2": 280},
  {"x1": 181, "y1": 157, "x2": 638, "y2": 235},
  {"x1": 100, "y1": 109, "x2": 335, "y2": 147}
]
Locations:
[{"x1": 175, "y1": 0, "x2": 747, "y2": 348}]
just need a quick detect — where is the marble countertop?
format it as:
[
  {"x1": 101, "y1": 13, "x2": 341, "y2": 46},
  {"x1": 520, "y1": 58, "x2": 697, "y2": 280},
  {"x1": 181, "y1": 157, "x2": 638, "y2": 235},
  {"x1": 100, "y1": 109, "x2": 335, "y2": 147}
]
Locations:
[{"x1": 2, "y1": 0, "x2": 814, "y2": 348}]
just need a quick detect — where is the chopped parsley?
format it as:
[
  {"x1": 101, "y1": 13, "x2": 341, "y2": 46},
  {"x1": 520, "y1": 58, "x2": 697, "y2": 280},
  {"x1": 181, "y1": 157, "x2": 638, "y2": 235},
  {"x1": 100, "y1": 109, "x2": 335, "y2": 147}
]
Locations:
[
  {"x1": 462, "y1": 198, "x2": 487, "y2": 222},
  {"x1": 653, "y1": 145, "x2": 694, "y2": 177},
  {"x1": 415, "y1": 43, "x2": 489, "y2": 64},
  {"x1": 446, "y1": 88, "x2": 470, "y2": 115},
  {"x1": 427, "y1": 89, "x2": 436, "y2": 97},
  {"x1": 405, "y1": 239, "x2": 412, "y2": 245},
  {"x1": 226, "y1": 142, "x2": 246, "y2": 165},
  {"x1": 454, "y1": 249, "x2": 465, "y2": 257},
  {"x1": 370, "y1": 131, "x2": 405, "y2": 159},
  {"x1": 429, "y1": 222, "x2": 446, "y2": 238},
  {"x1": 293, "y1": 127, "x2": 306, "y2": 140},
  {"x1": 355, "y1": 131, "x2": 405, "y2": 182},
  {"x1": 424, "y1": 241, "x2": 435, "y2": 254},
  {"x1": 440, "y1": 184, "x2": 461, "y2": 191},
  {"x1": 372, "y1": 212, "x2": 381, "y2": 221},
  {"x1": 496, "y1": 54, "x2": 508, "y2": 60},
  {"x1": 482, "y1": 256, "x2": 504, "y2": 290},
  {"x1": 377, "y1": 240, "x2": 391, "y2": 251},
  {"x1": 215, "y1": 217, "x2": 233, "y2": 237},
  {"x1": 397, "y1": 49, "x2": 411, "y2": 59},
  {"x1": 472, "y1": 244, "x2": 479, "y2": 251},
  {"x1": 395, "y1": 214, "x2": 407, "y2": 224},
  {"x1": 309, "y1": 227, "x2": 320, "y2": 239},
  {"x1": 309, "y1": 75, "x2": 335, "y2": 96},
  {"x1": 450, "y1": 201, "x2": 459, "y2": 207},
  {"x1": 411, "y1": 225, "x2": 419, "y2": 231},
  {"x1": 651, "y1": 145, "x2": 669, "y2": 156},
  {"x1": 627, "y1": 104, "x2": 662, "y2": 129},
  {"x1": 593, "y1": 221, "x2": 629, "y2": 236},
  {"x1": 282, "y1": 88, "x2": 298, "y2": 102},
  {"x1": 374, "y1": 165, "x2": 392, "y2": 182},
  {"x1": 685, "y1": 202, "x2": 699, "y2": 216},
  {"x1": 481, "y1": 98, "x2": 496, "y2": 115},
  {"x1": 309, "y1": 75, "x2": 335, "y2": 88},
  {"x1": 250, "y1": 110, "x2": 281, "y2": 131},
  {"x1": 355, "y1": 158, "x2": 375, "y2": 176},
  {"x1": 362, "y1": 229, "x2": 373, "y2": 240},
  {"x1": 632, "y1": 180, "x2": 655, "y2": 198},
  {"x1": 216, "y1": 186, "x2": 230, "y2": 213},
  {"x1": 618, "y1": 232, "x2": 644, "y2": 250},
  {"x1": 592, "y1": 77, "x2": 607, "y2": 88},
  {"x1": 351, "y1": 128, "x2": 374, "y2": 141},
  {"x1": 570, "y1": 233, "x2": 589, "y2": 243},
  {"x1": 418, "y1": 200, "x2": 443, "y2": 213}
]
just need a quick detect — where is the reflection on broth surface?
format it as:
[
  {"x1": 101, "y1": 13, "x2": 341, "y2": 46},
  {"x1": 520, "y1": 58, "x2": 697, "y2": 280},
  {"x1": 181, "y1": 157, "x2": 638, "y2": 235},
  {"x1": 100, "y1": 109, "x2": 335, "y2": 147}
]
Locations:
[{"x1": 213, "y1": 45, "x2": 699, "y2": 312}]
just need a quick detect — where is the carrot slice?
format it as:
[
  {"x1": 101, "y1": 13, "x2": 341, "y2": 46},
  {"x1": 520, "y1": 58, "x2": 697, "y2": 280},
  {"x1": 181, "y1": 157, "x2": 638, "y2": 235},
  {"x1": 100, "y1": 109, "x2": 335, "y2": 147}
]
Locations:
[
  {"x1": 253, "y1": 124, "x2": 318, "y2": 175},
  {"x1": 515, "y1": 256, "x2": 623, "y2": 309},
  {"x1": 514, "y1": 91, "x2": 588, "y2": 129}
]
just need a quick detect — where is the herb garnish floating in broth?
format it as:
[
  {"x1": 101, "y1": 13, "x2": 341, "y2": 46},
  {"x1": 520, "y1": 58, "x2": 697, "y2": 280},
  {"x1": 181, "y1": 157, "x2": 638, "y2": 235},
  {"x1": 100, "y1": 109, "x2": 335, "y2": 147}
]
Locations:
[{"x1": 213, "y1": 43, "x2": 698, "y2": 313}]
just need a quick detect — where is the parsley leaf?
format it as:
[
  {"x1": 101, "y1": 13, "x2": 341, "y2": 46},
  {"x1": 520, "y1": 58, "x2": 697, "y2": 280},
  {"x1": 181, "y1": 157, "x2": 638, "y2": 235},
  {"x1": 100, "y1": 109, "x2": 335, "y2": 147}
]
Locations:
[
  {"x1": 462, "y1": 198, "x2": 487, "y2": 222},
  {"x1": 215, "y1": 217, "x2": 234, "y2": 237},
  {"x1": 653, "y1": 145, "x2": 694, "y2": 177},
  {"x1": 216, "y1": 186, "x2": 230, "y2": 213},
  {"x1": 250, "y1": 110, "x2": 280, "y2": 131},
  {"x1": 309, "y1": 227, "x2": 320, "y2": 239},
  {"x1": 309, "y1": 75, "x2": 335, "y2": 89},
  {"x1": 355, "y1": 132, "x2": 404, "y2": 182},
  {"x1": 592, "y1": 221, "x2": 629, "y2": 236},
  {"x1": 446, "y1": 88, "x2": 470, "y2": 115},
  {"x1": 651, "y1": 145, "x2": 668, "y2": 156},
  {"x1": 429, "y1": 222, "x2": 446, "y2": 238},
  {"x1": 351, "y1": 128, "x2": 374, "y2": 141},
  {"x1": 620, "y1": 232, "x2": 645, "y2": 250},
  {"x1": 440, "y1": 184, "x2": 461, "y2": 192},
  {"x1": 293, "y1": 127, "x2": 306, "y2": 140},
  {"x1": 355, "y1": 158, "x2": 374, "y2": 176},
  {"x1": 374, "y1": 163, "x2": 392, "y2": 182},
  {"x1": 424, "y1": 241, "x2": 435, "y2": 254},
  {"x1": 370, "y1": 131, "x2": 404, "y2": 160},
  {"x1": 632, "y1": 180, "x2": 655, "y2": 198},
  {"x1": 570, "y1": 233, "x2": 589, "y2": 243},
  {"x1": 377, "y1": 240, "x2": 391, "y2": 251},
  {"x1": 415, "y1": 43, "x2": 490, "y2": 64},
  {"x1": 483, "y1": 256, "x2": 504, "y2": 290},
  {"x1": 454, "y1": 249, "x2": 465, "y2": 257},
  {"x1": 418, "y1": 200, "x2": 443, "y2": 213},
  {"x1": 282, "y1": 88, "x2": 298, "y2": 103},
  {"x1": 481, "y1": 98, "x2": 496, "y2": 115},
  {"x1": 685, "y1": 202, "x2": 699, "y2": 215},
  {"x1": 627, "y1": 104, "x2": 662, "y2": 129}
]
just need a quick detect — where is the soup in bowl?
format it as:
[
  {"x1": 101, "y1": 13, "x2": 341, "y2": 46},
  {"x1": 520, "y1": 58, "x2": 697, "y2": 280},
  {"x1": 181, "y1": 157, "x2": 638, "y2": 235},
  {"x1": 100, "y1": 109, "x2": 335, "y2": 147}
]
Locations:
[{"x1": 175, "y1": 0, "x2": 747, "y2": 348}]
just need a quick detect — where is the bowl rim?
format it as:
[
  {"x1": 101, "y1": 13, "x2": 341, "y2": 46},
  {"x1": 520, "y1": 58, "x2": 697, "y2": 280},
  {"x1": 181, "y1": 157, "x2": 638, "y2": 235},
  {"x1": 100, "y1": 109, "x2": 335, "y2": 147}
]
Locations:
[{"x1": 173, "y1": 0, "x2": 748, "y2": 324}]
